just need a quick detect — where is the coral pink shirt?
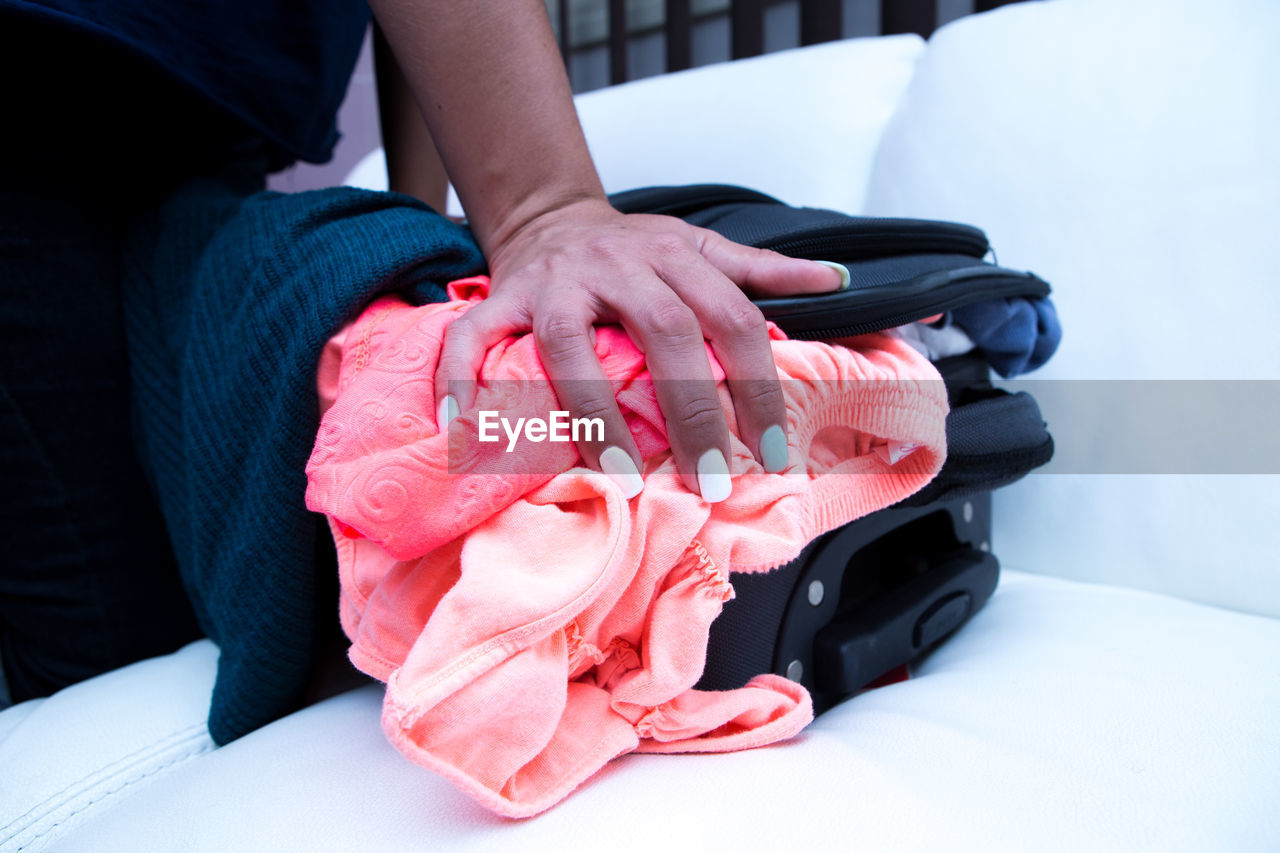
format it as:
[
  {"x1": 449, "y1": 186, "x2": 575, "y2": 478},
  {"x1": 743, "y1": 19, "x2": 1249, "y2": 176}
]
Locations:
[{"x1": 306, "y1": 276, "x2": 948, "y2": 817}]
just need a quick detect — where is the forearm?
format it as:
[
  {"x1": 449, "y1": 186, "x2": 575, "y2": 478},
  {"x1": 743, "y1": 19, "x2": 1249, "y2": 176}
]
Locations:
[
  {"x1": 367, "y1": 0, "x2": 606, "y2": 259},
  {"x1": 373, "y1": 23, "x2": 450, "y2": 212}
]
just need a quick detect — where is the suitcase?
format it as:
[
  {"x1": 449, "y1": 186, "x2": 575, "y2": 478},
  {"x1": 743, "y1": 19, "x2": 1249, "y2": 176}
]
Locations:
[{"x1": 611, "y1": 184, "x2": 1058, "y2": 711}]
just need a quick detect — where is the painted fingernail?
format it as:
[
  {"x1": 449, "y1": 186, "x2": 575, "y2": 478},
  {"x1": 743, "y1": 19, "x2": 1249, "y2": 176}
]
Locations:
[
  {"x1": 814, "y1": 260, "x2": 851, "y2": 290},
  {"x1": 600, "y1": 446, "x2": 644, "y2": 499},
  {"x1": 760, "y1": 424, "x2": 788, "y2": 473},
  {"x1": 696, "y1": 449, "x2": 732, "y2": 503},
  {"x1": 437, "y1": 395, "x2": 459, "y2": 430}
]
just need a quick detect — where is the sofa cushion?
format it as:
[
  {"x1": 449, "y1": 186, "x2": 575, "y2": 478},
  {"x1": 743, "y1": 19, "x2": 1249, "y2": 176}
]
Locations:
[
  {"x1": 866, "y1": 0, "x2": 1279, "y2": 380},
  {"x1": 27, "y1": 571, "x2": 1280, "y2": 851},
  {"x1": 574, "y1": 35, "x2": 924, "y2": 213},
  {"x1": 0, "y1": 641, "x2": 217, "y2": 852},
  {"x1": 862, "y1": 0, "x2": 1280, "y2": 616}
]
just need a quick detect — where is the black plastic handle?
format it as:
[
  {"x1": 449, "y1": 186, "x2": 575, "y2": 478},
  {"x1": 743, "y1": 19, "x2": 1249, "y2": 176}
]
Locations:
[{"x1": 812, "y1": 547, "x2": 998, "y2": 695}]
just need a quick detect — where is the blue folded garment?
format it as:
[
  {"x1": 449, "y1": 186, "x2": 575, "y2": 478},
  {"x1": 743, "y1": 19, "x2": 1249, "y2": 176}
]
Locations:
[
  {"x1": 123, "y1": 164, "x2": 484, "y2": 744},
  {"x1": 950, "y1": 296, "x2": 1062, "y2": 378}
]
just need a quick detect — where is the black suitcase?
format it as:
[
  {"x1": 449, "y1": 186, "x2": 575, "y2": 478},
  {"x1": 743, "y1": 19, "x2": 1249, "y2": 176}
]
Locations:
[
  {"x1": 611, "y1": 185, "x2": 1057, "y2": 711},
  {"x1": 696, "y1": 354, "x2": 1051, "y2": 713}
]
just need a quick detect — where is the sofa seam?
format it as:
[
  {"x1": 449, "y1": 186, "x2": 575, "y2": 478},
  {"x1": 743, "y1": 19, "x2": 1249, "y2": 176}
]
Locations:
[
  {"x1": 0, "y1": 724, "x2": 211, "y2": 843},
  {"x1": 11, "y1": 737, "x2": 214, "y2": 850}
]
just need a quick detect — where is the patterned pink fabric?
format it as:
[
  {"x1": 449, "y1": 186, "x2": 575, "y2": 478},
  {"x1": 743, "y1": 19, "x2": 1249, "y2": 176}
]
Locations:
[{"x1": 305, "y1": 276, "x2": 948, "y2": 817}]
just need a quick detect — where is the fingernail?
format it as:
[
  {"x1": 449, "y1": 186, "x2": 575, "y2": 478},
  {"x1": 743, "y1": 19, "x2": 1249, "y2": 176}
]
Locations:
[
  {"x1": 600, "y1": 446, "x2": 644, "y2": 499},
  {"x1": 437, "y1": 395, "x2": 459, "y2": 429},
  {"x1": 696, "y1": 449, "x2": 732, "y2": 503},
  {"x1": 759, "y1": 424, "x2": 788, "y2": 473},
  {"x1": 814, "y1": 260, "x2": 851, "y2": 290}
]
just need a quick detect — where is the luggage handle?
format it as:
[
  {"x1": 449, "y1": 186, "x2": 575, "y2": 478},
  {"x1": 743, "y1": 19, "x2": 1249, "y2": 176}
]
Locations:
[{"x1": 811, "y1": 546, "x2": 998, "y2": 695}]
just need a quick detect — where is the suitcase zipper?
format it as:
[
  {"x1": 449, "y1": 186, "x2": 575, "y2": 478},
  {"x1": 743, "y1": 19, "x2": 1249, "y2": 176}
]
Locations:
[
  {"x1": 612, "y1": 185, "x2": 992, "y2": 258},
  {"x1": 609, "y1": 183, "x2": 782, "y2": 216},
  {"x1": 763, "y1": 227, "x2": 990, "y2": 262},
  {"x1": 755, "y1": 267, "x2": 1051, "y2": 339}
]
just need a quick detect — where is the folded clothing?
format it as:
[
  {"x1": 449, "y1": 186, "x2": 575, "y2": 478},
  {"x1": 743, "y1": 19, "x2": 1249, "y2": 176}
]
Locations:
[
  {"x1": 951, "y1": 295, "x2": 1061, "y2": 377},
  {"x1": 305, "y1": 276, "x2": 949, "y2": 817}
]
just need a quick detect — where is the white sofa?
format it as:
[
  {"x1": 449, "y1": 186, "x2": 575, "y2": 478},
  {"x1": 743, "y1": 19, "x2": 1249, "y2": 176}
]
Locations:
[{"x1": 4, "y1": 1, "x2": 1278, "y2": 849}]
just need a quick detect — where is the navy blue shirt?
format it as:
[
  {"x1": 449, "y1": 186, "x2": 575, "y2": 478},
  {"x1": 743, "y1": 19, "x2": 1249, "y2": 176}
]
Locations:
[{"x1": 5, "y1": 0, "x2": 370, "y2": 168}]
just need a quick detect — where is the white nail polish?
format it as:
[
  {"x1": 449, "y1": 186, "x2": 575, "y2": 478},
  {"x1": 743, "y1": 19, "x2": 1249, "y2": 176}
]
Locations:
[
  {"x1": 600, "y1": 446, "x2": 644, "y2": 499},
  {"x1": 760, "y1": 424, "x2": 788, "y2": 473},
  {"x1": 815, "y1": 260, "x2": 851, "y2": 290},
  {"x1": 696, "y1": 449, "x2": 732, "y2": 503},
  {"x1": 437, "y1": 395, "x2": 459, "y2": 430}
]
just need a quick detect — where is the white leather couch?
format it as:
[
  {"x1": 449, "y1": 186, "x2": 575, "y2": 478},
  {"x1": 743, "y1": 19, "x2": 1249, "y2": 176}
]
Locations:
[{"x1": 4, "y1": 0, "x2": 1278, "y2": 849}]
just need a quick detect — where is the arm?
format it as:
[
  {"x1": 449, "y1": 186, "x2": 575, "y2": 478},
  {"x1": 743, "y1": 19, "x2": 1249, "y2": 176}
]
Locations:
[
  {"x1": 367, "y1": 0, "x2": 603, "y2": 257},
  {"x1": 373, "y1": 23, "x2": 449, "y2": 212},
  {"x1": 367, "y1": 0, "x2": 847, "y2": 499}
]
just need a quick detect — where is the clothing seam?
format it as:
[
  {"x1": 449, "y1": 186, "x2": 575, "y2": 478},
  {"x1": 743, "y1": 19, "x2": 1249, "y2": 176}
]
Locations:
[
  {"x1": 350, "y1": 641, "x2": 400, "y2": 680},
  {"x1": 351, "y1": 304, "x2": 395, "y2": 381},
  {"x1": 385, "y1": 705, "x2": 636, "y2": 819}
]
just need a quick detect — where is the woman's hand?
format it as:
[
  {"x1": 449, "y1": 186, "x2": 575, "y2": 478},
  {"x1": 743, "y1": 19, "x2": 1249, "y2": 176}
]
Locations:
[
  {"x1": 367, "y1": 0, "x2": 845, "y2": 498},
  {"x1": 434, "y1": 198, "x2": 848, "y2": 501}
]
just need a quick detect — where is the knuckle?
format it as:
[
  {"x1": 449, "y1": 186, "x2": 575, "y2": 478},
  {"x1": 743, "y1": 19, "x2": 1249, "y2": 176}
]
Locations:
[
  {"x1": 647, "y1": 232, "x2": 688, "y2": 258},
  {"x1": 534, "y1": 312, "x2": 588, "y2": 358},
  {"x1": 444, "y1": 305, "x2": 499, "y2": 344},
  {"x1": 443, "y1": 313, "x2": 477, "y2": 341},
  {"x1": 737, "y1": 379, "x2": 782, "y2": 412},
  {"x1": 638, "y1": 299, "x2": 700, "y2": 343},
  {"x1": 740, "y1": 249, "x2": 771, "y2": 282},
  {"x1": 565, "y1": 396, "x2": 615, "y2": 426},
  {"x1": 671, "y1": 398, "x2": 723, "y2": 434},
  {"x1": 717, "y1": 301, "x2": 767, "y2": 339}
]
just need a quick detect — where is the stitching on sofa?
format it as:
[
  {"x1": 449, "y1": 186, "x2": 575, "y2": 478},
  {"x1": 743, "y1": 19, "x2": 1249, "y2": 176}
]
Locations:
[
  {"x1": 0, "y1": 724, "x2": 204, "y2": 835},
  {"x1": 9, "y1": 736, "x2": 215, "y2": 850},
  {"x1": 0, "y1": 724, "x2": 211, "y2": 842}
]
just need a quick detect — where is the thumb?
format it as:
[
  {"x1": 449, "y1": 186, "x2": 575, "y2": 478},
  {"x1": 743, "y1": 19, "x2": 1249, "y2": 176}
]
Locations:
[{"x1": 692, "y1": 226, "x2": 849, "y2": 297}]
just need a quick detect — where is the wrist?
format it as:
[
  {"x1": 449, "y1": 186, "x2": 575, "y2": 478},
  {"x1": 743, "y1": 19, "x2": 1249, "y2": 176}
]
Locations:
[{"x1": 483, "y1": 192, "x2": 616, "y2": 269}]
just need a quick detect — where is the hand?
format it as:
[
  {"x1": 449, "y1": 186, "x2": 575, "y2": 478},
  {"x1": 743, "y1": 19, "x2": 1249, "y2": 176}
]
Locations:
[{"x1": 434, "y1": 198, "x2": 848, "y2": 502}]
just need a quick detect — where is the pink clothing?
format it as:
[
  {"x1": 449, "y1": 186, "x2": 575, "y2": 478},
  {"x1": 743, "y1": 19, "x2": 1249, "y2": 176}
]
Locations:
[{"x1": 305, "y1": 276, "x2": 948, "y2": 817}]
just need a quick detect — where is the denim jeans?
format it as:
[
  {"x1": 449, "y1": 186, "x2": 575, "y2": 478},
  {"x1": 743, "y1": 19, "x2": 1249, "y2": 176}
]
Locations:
[
  {"x1": 0, "y1": 15, "x2": 267, "y2": 704},
  {"x1": 0, "y1": 182, "x2": 203, "y2": 704}
]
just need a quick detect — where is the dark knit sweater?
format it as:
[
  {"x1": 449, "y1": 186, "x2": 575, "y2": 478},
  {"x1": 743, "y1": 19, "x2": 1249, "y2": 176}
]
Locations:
[{"x1": 122, "y1": 163, "x2": 484, "y2": 744}]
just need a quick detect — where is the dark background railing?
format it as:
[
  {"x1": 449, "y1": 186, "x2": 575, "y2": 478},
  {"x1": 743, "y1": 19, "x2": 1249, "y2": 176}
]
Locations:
[
  {"x1": 551, "y1": 0, "x2": 1026, "y2": 92},
  {"x1": 270, "y1": 0, "x2": 1028, "y2": 193}
]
